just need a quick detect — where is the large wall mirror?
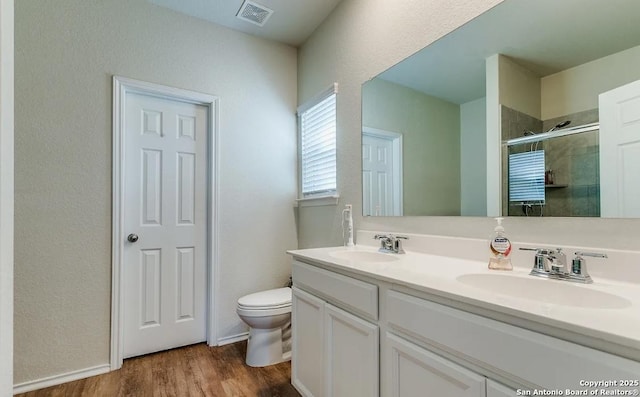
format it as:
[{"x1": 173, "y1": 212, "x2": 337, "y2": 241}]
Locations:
[{"x1": 362, "y1": 0, "x2": 640, "y2": 218}]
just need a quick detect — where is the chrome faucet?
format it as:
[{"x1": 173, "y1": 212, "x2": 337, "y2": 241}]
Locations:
[
  {"x1": 520, "y1": 248, "x2": 607, "y2": 283},
  {"x1": 374, "y1": 234, "x2": 408, "y2": 254}
]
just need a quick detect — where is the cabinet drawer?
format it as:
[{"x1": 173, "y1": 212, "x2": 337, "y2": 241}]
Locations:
[
  {"x1": 293, "y1": 260, "x2": 378, "y2": 320},
  {"x1": 386, "y1": 289, "x2": 640, "y2": 389}
]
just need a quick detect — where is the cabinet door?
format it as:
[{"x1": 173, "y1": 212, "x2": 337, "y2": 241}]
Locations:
[
  {"x1": 292, "y1": 287, "x2": 325, "y2": 397},
  {"x1": 487, "y1": 379, "x2": 517, "y2": 397},
  {"x1": 386, "y1": 333, "x2": 485, "y2": 397},
  {"x1": 325, "y1": 303, "x2": 379, "y2": 397}
]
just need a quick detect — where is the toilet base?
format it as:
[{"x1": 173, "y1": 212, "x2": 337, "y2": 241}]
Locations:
[{"x1": 245, "y1": 324, "x2": 291, "y2": 367}]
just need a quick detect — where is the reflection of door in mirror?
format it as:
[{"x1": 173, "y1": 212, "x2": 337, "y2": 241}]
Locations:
[
  {"x1": 599, "y1": 79, "x2": 640, "y2": 217},
  {"x1": 362, "y1": 127, "x2": 403, "y2": 216}
]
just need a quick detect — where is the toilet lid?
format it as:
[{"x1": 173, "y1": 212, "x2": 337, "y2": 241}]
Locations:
[{"x1": 238, "y1": 287, "x2": 292, "y2": 309}]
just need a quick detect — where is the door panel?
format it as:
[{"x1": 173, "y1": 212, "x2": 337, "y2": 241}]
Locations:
[
  {"x1": 386, "y1": 333, "x2": 485, "y2": 397},
  {"x1": 176, "y1": 247, "x2": 195, "y2": 321},
  {"x1": 142, "y1": 149, "x2": 162, "y2": 225},
  {"x1": 363, "y1": 134, "x2": 393, "y2": 216},
  {"x1": 599, "y1": 79, "x2": 640, "y2": 217},
  {"x1": 140, "y1": 249, "x2": 161, "y2": 327},
  {"x1": 123, "y1": 92, "x2": 207, "y2": 358},
  {"x1": 486, "y1": 379, "x2": 517, "y2": 397},
  {"x1": 362, "y1": 129, "x2": 402, "y2": 216},
  {"x1": 325, "y1": 303, "x2": 378, "y2": 397},
  {"x1": 292, "y1": 287, "x2": 325, "y2": 397},
  {"x1": 177, "y1": 152, "x2": 196, "y2": 224}
]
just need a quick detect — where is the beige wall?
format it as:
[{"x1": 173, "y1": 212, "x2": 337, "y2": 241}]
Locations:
[
  {"x1": 362, "y1": 78, "x2": 460, "y2": 215},
  {"x1": 0, "y1": 0, "x2": 14, "y2": 394},
  {"x1": 499, "y1": 55, "x2": 541, "y2": 119},
  {"x1": 460, "y1": 97, "x2": 487, "y2": 216},
  {"x1": 15, "y1": 0, "x2": 297, "y2": 384},
  {"x1": 541, "y1": 44, "x2": 640, "y2": 119},
  {"x1": 297, "y1": 0, "x2": 640, "y2": 251}
]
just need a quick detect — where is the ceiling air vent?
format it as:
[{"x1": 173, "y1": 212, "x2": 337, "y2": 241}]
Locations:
[{"x1": 236, "y1": 1, "x2": 274, "y2": 27}]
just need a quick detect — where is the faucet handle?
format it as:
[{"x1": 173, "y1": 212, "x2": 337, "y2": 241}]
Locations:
[
  {"x1": 519, "y1": 247, "x2": 553, "y2": 272},
  {"x1": 393, "y1": 235, "x2": 408, "y2": 254},
  {"x1": 519, "y1": 247, "x2": 547, "y2": 254},
  {"x1": 575, "y1": 251, "x2": 608, "y2": 259},
  {"x1": 373, "y1": 234, "x2": 393, "y2": 252},
  {"x1": 571, "y1": 252, "x2": 607, "y2": 283}
]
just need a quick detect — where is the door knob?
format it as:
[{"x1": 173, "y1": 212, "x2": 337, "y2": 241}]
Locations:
[{"x1": 127, "y1": 233, "x2": 139, "y2": 243}]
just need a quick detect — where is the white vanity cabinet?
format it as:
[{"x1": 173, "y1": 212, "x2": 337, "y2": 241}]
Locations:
[
  {"x1": 289, "y1": 253, "x2": 640, "y2": 397},
  {"x1": 292, "y1": 261, "x2": 379, "y2": 397}
]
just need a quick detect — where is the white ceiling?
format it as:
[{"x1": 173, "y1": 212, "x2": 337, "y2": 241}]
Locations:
[
  {"x1": 148, "y1": 0, "x2": 343, "y2": 47},
  {"x1": 378, "y1": 0, "x2": 640, "y2": 105}
]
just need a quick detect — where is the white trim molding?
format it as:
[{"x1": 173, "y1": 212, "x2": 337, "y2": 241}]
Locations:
[
  {"x1": 13, "y1": 364, "x2": 111, "y2": 395},
  {"x1": 295, "y1": 194, "x2": 340, "y2": 207},
  {"x1": 111, "y1": 76, "x2": 220, "y2": 370},
  {"x1": 217, "y1": 332, "x2": 249, "y2": 346}
]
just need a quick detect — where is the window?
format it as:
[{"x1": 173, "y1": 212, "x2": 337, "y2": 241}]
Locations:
[
  {"x1": 508, "y1": 150, "x2": 545, "y2": 203},
  {"x1": 298, "y1": 84, "x2": 338, "y2": 198}
]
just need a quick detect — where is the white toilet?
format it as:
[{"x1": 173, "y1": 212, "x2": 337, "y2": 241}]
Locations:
[{"x1": 236, "y1": 287, "x2": 292, "y2": 367}]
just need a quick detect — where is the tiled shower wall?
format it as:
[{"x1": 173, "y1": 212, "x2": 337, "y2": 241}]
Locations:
[{"x1": 501, "y1": 106, "x2": 600, "y2": 217}]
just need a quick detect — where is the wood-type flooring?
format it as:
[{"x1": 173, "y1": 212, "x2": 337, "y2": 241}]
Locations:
[{"x1": 15, "y1": 342, "x2": 300, "y2": 397}]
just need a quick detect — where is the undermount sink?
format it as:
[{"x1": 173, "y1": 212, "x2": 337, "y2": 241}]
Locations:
[
  {"x1": 329, "y1": 250, "x2": 400, "y2": 263},
  {"x1": 456, "y1": 273, "x2": 631, "y2": 309}
]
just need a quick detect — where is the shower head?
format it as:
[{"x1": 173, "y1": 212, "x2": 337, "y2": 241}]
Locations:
[{"x1": 548, "y1": 120, "x2": 571, "y2": 132}]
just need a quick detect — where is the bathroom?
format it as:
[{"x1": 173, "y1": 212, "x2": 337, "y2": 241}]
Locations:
[{"x1": 1, "y1": 0, "x2": 640, "y2": 395}]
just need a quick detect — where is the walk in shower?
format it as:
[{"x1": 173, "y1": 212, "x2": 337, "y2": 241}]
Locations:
[{"x1": 503, "y1": 119, "x2": 600, "y2": 217}]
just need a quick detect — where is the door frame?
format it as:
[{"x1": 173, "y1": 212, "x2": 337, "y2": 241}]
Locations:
[
  {"x1": 362, "y1": 126, "x2": 403, "y2": 216},
  {"x1": 111, "y1": 76, "x2": 219, "y2": 370}
]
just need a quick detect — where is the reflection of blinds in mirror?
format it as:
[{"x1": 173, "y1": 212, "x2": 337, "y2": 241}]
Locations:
[{"x1": 509, "y1": 150, "x2": 545, "y2": 202}]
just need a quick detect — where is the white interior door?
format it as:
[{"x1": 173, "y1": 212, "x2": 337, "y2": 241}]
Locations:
[
  {"x1": 362, "y1": 127, "x2": 403, "y2": 216},
  {"x1": 599, "y1": 79, "x2": 640, "y2": 217},
  {"x1": 123, "y1": 92, "x2": 208, "y2": 358}
]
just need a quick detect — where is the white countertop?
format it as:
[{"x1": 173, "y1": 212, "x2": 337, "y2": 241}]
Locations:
[{"x1": 287, "y1": 245, "x2": 640, "y2": 361}]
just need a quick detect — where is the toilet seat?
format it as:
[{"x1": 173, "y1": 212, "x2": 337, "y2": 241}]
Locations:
[
  {"x1": 238, "y1": 287, "x2": 291, "y2": 309},
  {"x1": 237, "y1": 287, "x2": 292, "y2": 317},
  {"x1": 236, "y1": 305, "x2": 291, "y2": 317},
  {"x1": 237, "y1": 302, "x2": 291, "y2": 310}
]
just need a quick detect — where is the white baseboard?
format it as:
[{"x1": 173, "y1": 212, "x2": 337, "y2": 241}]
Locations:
[
  {"x1": 216, "y1": 332, "x2": 249, "y2": 346},
  {"x1": 13, "y1": 364, "x2": 111, "y2": 395}
]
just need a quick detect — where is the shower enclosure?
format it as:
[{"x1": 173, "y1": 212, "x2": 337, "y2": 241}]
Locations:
[{"x1": 503, "y1": 122, "x2": 600, "y2": 217}]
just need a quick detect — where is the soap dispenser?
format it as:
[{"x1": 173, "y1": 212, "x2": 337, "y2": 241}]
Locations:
[{"x1": 488, "y1": 217, "x2": 513, "y2": 271}]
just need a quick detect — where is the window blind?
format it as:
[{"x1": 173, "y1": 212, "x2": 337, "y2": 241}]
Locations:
[
  {"x1": 508, "y1": 150, "x2": 545, "y2": 202},
  {"x1": 299, "y1": 86, "x2": 337, "y2": 197}
]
